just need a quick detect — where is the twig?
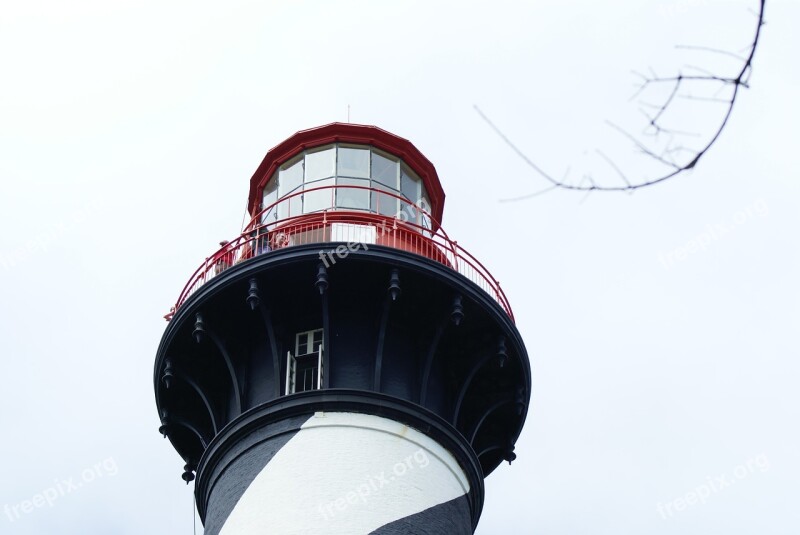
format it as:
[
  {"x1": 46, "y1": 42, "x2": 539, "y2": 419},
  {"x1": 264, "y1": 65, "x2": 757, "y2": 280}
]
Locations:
[{"x1": 478, "y1": 0, "x2": 765, "y2": 195}]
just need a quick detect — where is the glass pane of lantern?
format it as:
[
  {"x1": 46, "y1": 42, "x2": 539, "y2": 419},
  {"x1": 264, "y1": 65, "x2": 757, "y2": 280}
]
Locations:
[
  {"x1": 371, "y1": 152, "x2": 398, "y2": 189},
  {"x1": 401, "y1": 167, "x2": 419, "y2": 201},
  {"x1": 278, "y1": 157, "x2": 304, "y2": 198},
  {"x1": 400, "y1": 168, "x2": 419, "y2": 223},
  {"x1": 303, "y1": 178, "x2": 335, "y2": 214},
  {"x1": 261, "y1": 178, "x2": 279, "y2": 224},
  {"x1": 337, "y1": 147, "x2": 370, "y2": 178},
  {"x1": 305, "y1": 146, "x2": 335, "y2": 182},
  {"x1": 336, "y1": 177, "x2": 370, "y2": 209},
  {"x1": 371, "y1": 182, "x2": 398, "y2": 216}
]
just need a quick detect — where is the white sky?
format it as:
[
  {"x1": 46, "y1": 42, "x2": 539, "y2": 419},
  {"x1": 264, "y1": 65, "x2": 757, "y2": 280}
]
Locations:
[{"x1": 1, "y1": 1, "x2": 797, "y2": 533}]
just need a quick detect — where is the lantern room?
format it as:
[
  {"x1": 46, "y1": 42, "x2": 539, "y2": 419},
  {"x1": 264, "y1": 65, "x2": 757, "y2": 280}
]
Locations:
[{"x1": 246, "y1": 123, "x2": 446, "y2": 230}]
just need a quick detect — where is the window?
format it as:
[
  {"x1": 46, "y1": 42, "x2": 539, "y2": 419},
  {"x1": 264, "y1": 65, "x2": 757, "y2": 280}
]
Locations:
[
  {"x1": 261, "y1": 179, "x2": 278, "y2": 224},
  {"x1": 278, "y1": 157, "x2": 304, "y2": 198},
  {"x1": 297, "y1": 329, "x2": 323, "y2": 355},
  {"x1": 336, "y1": 177, "x2": 370, "y2": 209},
  {"x1": 261, "y1": 144, "x2": 431, "y2": 232},
  {"x1": 370, "y1": 152, "x2": 401, "y2": 216},
  {"x1": 337, "y1": 147, "x2": 370, "y2": 178},
  {"x1": 276, "y1": 157, "x2": 304, "y2": 220},
  {"x1": 286, "y1": 329, "x2": 323, "y2": 394},
  {"x1": 371, "y1": 182, "x2": 397, "y2": 216},
  {"x1": 420, "y1": 195, "x2": 432, "y2": 237},
  {"x1": 278, "y1": 192, "x2": 302, "y2": 220},
  {"x1": 400, "y1": 167, "x2": 420, "y2": 222},
  {"x1": 304, "y1": 147, "x2": 335, "y2": 182},
  {"x1": 303, "y1": 177, "x2": 335, "y2": 214},
  {"x1": 371, "y1": 152, "x2": 398, "y2": 189}
]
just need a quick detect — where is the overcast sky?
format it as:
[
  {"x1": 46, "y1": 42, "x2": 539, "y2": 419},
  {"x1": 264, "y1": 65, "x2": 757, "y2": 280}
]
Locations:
[{"x1": 1, "y1": 1, "x2": 798, "y2": 533}]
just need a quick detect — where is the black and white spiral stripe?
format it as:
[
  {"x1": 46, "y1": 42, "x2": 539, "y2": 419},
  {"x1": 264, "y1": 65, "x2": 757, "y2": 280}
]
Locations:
[{"x1": 203, "y1": 412, "x2": 473, "y2": 535}]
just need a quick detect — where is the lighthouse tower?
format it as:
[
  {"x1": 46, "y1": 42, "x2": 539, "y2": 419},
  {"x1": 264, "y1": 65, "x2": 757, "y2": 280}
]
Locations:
[{"x1": 154, "y1": 123, "x2": 531, "y2": 534}]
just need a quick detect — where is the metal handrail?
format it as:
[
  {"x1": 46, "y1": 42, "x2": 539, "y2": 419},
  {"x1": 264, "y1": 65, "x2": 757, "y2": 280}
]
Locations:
[{"x1": 164, "y1": 185, "x2": 514, "y2": 322}]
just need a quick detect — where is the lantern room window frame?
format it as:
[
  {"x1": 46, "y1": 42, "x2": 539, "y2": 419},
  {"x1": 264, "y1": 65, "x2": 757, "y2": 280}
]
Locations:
[{"x1": 260, "y1": 143, "x2": 430, "y2": 225}]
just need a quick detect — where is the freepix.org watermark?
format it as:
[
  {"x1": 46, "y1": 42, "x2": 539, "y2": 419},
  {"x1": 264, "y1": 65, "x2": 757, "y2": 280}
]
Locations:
[
  {"x1": 3, "y1": 457, "x2": 118, "y2": 523},
  {"x1": 656, "y1": 454, "x2": 770, "y2": 519},
  {"x1": 318, "y1": 448, "x2": 430, "y2": 521},
  {"x1": 657, "y1": 199, "x2": 769, "y2": 270},
  {"x1": 0, "y1": 200, "x2": 100, "y2": 272},
  {"x1": 317, "y1": 197, "x2": 430, "y2": 269}
]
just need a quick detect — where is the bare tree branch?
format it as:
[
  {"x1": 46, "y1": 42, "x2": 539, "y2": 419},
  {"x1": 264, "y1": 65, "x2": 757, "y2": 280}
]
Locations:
[
  {"x1": 675, "y1": 44, "x2": 747, "y2": 61},
  {"x1": 477, "y1": 0, "x2": 765, "y2": 197}
]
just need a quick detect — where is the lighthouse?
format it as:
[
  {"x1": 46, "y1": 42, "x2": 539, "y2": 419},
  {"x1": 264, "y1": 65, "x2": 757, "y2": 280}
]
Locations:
[{"x1": 154, "y1": 123, "x2": 531, "y2": 534}]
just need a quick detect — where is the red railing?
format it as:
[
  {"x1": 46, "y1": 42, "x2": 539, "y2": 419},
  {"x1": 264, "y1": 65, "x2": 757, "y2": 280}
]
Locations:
[{"x1": 164, "y1": 185, "x2": 514, "y2": 322}]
